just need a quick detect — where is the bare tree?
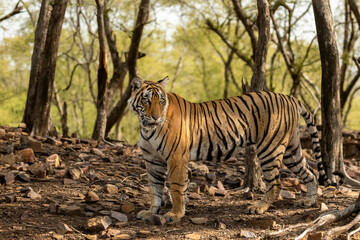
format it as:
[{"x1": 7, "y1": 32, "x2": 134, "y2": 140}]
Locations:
[
  {"x1": 312, "y1": 0, "x2": 360, "y2": 187},
  {"x1": 92, "y1": 0, "x2": 108, "y2": 140},
  {"x1": 0, "y1": 0, "x2": 23, "y2": 23},
  {"x1": 23, "y1": 0, "x2": 69, "y2": 136},
  {"x1": 105, "y1": 0, "x2": 150, "y2": 136}
]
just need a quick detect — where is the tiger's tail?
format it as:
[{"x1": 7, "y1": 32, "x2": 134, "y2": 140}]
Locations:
[{"x1": 299, "y1": 102, "x2": 332, "y2": 186}]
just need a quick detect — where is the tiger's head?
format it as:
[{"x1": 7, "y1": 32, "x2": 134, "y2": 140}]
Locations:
[{"x1": 128, "y1": 76, "x2": 169, "y2": 130}]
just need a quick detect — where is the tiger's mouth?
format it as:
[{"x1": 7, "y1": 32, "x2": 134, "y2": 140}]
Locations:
[{"x1": 141, "y1": 120, "x2": 160, "y2": 129}]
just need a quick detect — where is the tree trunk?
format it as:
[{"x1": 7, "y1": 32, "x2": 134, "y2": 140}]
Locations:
[
  {"x1": 105, "y1": 0, "x2": 150, "y2": 136},
  {"x1": 92, "y1": 0, "x2": 108, "y2": 140},
  {"x1": 30, "y1": 0, "x2": 68, "y2": 136},
  {"x1": 312, "y1": 0, "x2": 342, "y2": 183},
  {"x1": 22, "y1": 0, "x2": 51, "y2": 130},
  {"x1": 250, "y1": 0, "x2": 270, "y2": 91}
]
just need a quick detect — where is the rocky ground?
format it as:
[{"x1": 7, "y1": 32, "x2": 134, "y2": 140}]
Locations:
[{"x1": 0, "y1": 125, "x2": 360, "y2": 240}]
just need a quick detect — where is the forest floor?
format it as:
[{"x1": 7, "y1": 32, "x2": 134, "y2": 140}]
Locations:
[{"x1": 0, "y1": 125, "x2": 360, "y2": 240}]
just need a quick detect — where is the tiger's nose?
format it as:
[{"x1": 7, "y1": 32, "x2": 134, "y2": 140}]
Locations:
[{"x1": 152, "y1": 115, "x2": 160, "y2": 120}]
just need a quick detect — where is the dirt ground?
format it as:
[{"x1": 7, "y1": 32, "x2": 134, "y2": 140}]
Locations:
[{"x1": 0, "y1": 125, "x2": 360, "y2": 240}]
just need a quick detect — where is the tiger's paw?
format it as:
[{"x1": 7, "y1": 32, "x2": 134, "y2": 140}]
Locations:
[
  {"x1": 136, "y1": 210, "x2": 152, "y2": 221},
  {"x1": 247, "y1": 201, "x2": 270, "y2": 214},
  {"x1": 163, "y1": 211, "x2": 183, "y2": 223}
]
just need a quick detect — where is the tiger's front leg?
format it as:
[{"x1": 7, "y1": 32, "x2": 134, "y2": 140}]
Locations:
[
  {"x1": 137, "y1": 158, "x2": 167, "y2": 221},
  {"x1": 163, "y1": 156, "x2": 189, "y2": 223}
]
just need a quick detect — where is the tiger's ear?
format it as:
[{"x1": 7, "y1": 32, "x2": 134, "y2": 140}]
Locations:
[
  {"x1": 131, "y1": 77, "x2": 143, "y2": 91},
  {"x1": 157, "y1": 76, "x2": 169, "y2": 87}
]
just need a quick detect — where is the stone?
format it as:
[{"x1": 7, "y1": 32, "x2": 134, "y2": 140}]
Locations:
[
  {"x1": 63, "y1": 178, "x2": 77, "y2": 185},
  {"x1": 27, "y1": 162, "x2": 47, "y2": 178},
  {"x1": 121, "y1": 203, "x2": 135, "y2": 213},
  {"x1": 68, "y1": 167, "x2": 82, "y2": 180},
  {"x1": 215, "y1": 188, "x2": 227, "y2": 196},
  {"x1": 103, "y1": 184, "x2": 118, "y2": 194},
  {"x1": 190, "y1": 217, "x2": 208, "y2": 225},
  {"x1": 106, "y1": 228, "x2": 121, "y2": 237},
  {"x1": 28, "y1": 137, "x2": 42, "y2": 152},
  {"x1": 18, "y1": 148, "x2": 37, "y2": 163},
  {"x1": 18, "y1": 123, "x2": 27, "y2": 128},
  {"x1": 248, "y1": 218, "x2": 276, "y2": 229},
  {"x1": 0, "y1": 154, "x2": 16, "y2": 165},
  {"x1": 185, "y1": 233, "x2": 201, "y2": 240},
  {"x1": 110, "y1": 211, "x2": 128, "y2": 223},
  {"x1": 189, "y1": 192, "x2": 202, "y2": 200},
  {"x1": 217, "y1": 181, "x2": 225, "y2": 190},
  {"x1": 16, "y1": 173, "x2": 31, "y2": 182},
  {"x1": 84, "y1": 235, "x2": 98, "y2": 240},
  {"x1": 5, "y1": 194, "x2": 16, "y2": 203},
  {"x1": 84, "y1": 205, "x2": 103, "y2": 213},
  {"x1": 216, "y1": 221, "x2": 226, "y2": 230},
  {"x1": 188, "y1": 182, "x2": 199, "y2": 192},
  {"x1": 207, "y1": 186, "x2": 217, "y2": 196},
  {"x1": 308, "y1": 232, "x2": 323, "y2": 240},
  {"x1": 149, "y1": 214, "x2": 166, "y2": 226},
  {"x1": 46, "y1": 154, "x2": 61, "y2": 168},
  {"x1": 206, "y1": 172, "x2": 216, "y2": 182},
  {"x1": 242, "y1": 191, "x2": 254, "y2": 200},
  {"x1": 0, "y1": 128, "x2": 6, "y2": 138},
  {"x1": 45, "y1": 137, "x2": 62, "y2": 146},
  {"x1": 49, "y1": 202, "x2": 59, "y2": 214},
  {"x1": 238, "y1": 229, "x2": 256, "y2": 238},
  {"x1": 280, "y1": 190, "x2": 296, "y2": 199},
  {"x1": 91, "y1": 148, "x2": 105, "y2": 158},
  {"x1": 113, "y1": 234, "x2": 132, "y2": 240},
  {"x1": 85, "y1": 191, "x2": 100, "y2": 203},
  {"x1": 26, "y1": 189, "x2": 42, "y2": 200},
  {"x1": 85, "y1": 216, "x2": 112, "y2": 232},
  {"x1": 55, "y1": 223, "x2": 73, "y2": 235},
  {"x1": 0, "y1": 172, "x2": 15, "y2": 185},
  {"x1": 320, "y1": 202, "x2": 328, "y2": 212},
  {"x1": 136, "y1": 230, "x2": 151, "y2": 238},
  {"x1": 60, "y1": 205, "x2": 84, "y2": 216}
]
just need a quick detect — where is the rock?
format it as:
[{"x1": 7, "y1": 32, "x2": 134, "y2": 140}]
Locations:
[
  {"x1": 215, "y1": 188, "x2": 227, "y2": 196},
  {"x1": 103, "y1": 184, "x2": 118, "y2": 194},
  {"x1": 280, "y1": 190, "x2": 296, "y2": 199},
  {"x1": 190, "y1": 217, "x2": 208, "y2": 225},
  {"x1": 110, "y1": 211, "x2": 128, "y2": 223},
  {"x1": 91, "y1": 148, "x2": 105, "y2": 158},
  {"x1": 189, "y1": 192, "x2": 202, "y2": 200},
  {"x1": 217, "y1": 181, "x2": 225, "y2": 190},
  {"x1": 28, "y1": 137, "x2": 43, "y2": 152},
  {"x1": 46, "y1": 154, "x2": 61, "y2": 168},
  {"x1": 60, "y1": 205, "x2": 84, "y2": 216},
  {"x1": 84, "y1": 205, "x2": 103, "y2": 213},
  {"x1": 136, "y1": 230, "x2": 151, "y2": 238},
  {"x1": 16, "y1": 173, "x2": 31, "y2": 182},
  {"x1": 18, "y1": 148, "x2": 37, "y2": 163},
  {"x1": 52, "y1": 233, "x2": 64, "y2": 240},
  {"x1": 27, "y1": 162, "x2": 47, "y2": 178},
  {"x1": 188, "y1": 182, "x2": 199, "y2": 193},
  {"x1": 55, "y1": 223, "x2": 73, "y2": 235},
  {"x1": 113, "y1": 234, "x2": 132, "y2": 240},
  {"x1": 149, "y1": 214, "x2": 166, "y2": 226},
  {"x1": 238, "y1": 229, "x2": 256, "y2": 238},
  {"x1": 85, "y1": 216, "x2": 112, "y2": 232},
  {"x1": 49, "y1": 202, "x2": 59, "y2": 214},
  {"x1": 0, "y1": 128, "x2": 6, "y2": 138},
  {"x1": 84, "y1": 235, "x2": 98, "y2": 240},
  {"x1": 185, "y1": 233, "x2": 201, "y2": 240},
  {"x1": 0, "y1": 172, "x2": 15, "y2": 185},
  {"x1": 5, "y1": 194, "x2": 16, "y2": 203},
  {"x1": 106, "y1": 228, "x2": 121, "y2": 237},
  {"x1": 45, "y1": 137, "x2": 62, "y2": 146},
  {"x1": 320, "y1": 202, "x2": 328, "y2": 212},
  {"x1": 63, "y1": 178, "x2": 77, "y2": 185},
  {"x1": 85, "y1": 191, "x2": 100, "y2": 203},
  {"x1": 216, "y1": 221, "x2": 226, "y2": 230},
  {"x1": 308, "y1": 232, "x2": 323, "y2": 240},
  {"x1": 0, "y1": 153, "x2": 16, "y2": 165},
  {"x1": 18, "y1": 123, "x2": 27, "y2": 129},
  {"x1": 26, "y1": 189, "x2": 42, "y2": 200},
  {"x1": 242, "y1": 191, "x2": 254, "y2": 200},
  {"x1": 121, "y1": 203, "x2": 135, "y2": 213},
  {"x1": 206, "y1": 172, "x2": 216, "y2": 182},
  {"x1": 248, "y1": 218, "x2": 276, "y2": 229},
  {"x1": 207, "y1": 186, "x2": 217, "y2": 196},
  {"x1": 68, "y1": 167, "x2": 82, "y2": 180}
]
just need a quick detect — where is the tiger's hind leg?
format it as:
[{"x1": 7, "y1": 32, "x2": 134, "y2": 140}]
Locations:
[
  {"x1": 248, "y1": 146, "x2": 284, "y2": 214},
  {"x1": 137, "y1": 158, "x2": 167, "y2": 221},
  {"x1": 283, "y1": 132, "x2": 318, "y2": 207}
]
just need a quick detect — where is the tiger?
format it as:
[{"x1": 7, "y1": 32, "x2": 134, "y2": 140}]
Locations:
[{"x1": 128, "y1": 76, "x2": 331, "y2": 222}]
